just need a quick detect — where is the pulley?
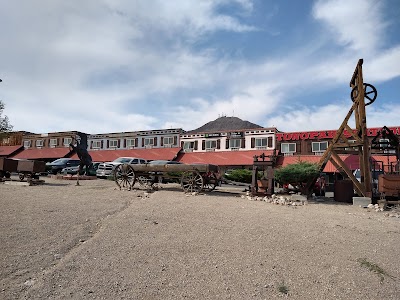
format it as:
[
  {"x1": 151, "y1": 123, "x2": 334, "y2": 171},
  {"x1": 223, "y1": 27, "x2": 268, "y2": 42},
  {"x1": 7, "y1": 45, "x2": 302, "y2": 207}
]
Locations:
[{"x1": 350, "y1": 83, "x2": 377, "y2": 106}]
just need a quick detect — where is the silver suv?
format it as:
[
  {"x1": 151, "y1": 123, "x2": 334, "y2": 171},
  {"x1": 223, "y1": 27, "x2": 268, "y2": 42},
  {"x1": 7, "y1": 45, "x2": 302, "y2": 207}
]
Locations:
[{"x1": 96, "y1": 157, "x2": 147, "y2": 178}]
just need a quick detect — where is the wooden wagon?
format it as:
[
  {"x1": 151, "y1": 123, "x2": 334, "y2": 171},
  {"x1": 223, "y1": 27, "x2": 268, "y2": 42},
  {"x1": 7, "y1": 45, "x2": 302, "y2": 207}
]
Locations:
[
  {"x1": 16, "y1": 159, "x2": 46, "y2": 181},
  {"x1": 0, "y1": 158, "x2": 18, "y2": 179},
  {"x1": 114, "y1": 163, "x2": 221, "y2": 193}
]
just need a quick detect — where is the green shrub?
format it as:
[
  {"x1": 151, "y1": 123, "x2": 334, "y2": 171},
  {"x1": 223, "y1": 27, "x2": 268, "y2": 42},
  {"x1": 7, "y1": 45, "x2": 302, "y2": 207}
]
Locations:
[
  {"x1": 224, "y1": 169, "x2": 253, "y2": 183},
  {"x1": 274, "y1": 161, "x2": 319, "y2": 187}
]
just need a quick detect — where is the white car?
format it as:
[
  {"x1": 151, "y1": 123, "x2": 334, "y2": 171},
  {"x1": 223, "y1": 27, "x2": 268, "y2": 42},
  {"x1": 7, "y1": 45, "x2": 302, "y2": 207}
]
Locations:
[{"x1": 96, "y1": 157, "x2": 147, "y2": 178}]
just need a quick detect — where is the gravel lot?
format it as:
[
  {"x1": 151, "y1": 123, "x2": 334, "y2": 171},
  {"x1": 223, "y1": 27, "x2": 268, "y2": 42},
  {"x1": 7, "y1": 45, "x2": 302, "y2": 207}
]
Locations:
[{"x1": 1, "y1": 177, "x2": 399, "y2": 300}]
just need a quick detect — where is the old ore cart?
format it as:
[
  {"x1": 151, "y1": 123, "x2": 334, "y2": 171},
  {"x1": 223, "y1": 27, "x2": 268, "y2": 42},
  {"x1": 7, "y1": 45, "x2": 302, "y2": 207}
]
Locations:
[
  {"x1": 114, "y1": 163, "x2": 220, "y2": 193},
  {"x1": 0, "y1": 158, "x2": 46, "y2": 181}
]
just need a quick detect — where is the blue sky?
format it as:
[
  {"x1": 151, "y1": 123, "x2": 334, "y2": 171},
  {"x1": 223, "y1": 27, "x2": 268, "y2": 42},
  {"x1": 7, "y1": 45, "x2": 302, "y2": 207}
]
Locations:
[{"x1": 0, "y1": 0, "x2": 399, "y2": 134}]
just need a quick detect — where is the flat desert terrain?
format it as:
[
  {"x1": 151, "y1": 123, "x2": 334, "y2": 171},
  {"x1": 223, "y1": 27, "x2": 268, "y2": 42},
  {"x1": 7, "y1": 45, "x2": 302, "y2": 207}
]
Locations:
[{"x1": 1, "y1": 177, "x2": 399, "y2": 299}]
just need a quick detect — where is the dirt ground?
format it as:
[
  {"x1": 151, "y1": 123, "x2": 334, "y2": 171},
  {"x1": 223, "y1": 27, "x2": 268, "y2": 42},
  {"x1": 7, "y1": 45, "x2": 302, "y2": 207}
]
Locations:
[{"x1": 0, "y1": 177, "x2": 399, "y2": 300}]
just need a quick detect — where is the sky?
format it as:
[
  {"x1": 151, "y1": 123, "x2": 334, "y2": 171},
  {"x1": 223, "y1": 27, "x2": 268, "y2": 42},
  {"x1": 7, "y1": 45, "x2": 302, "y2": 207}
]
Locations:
[{"x1": 0, "y1": 0, "x2": 399, "y2": 134}]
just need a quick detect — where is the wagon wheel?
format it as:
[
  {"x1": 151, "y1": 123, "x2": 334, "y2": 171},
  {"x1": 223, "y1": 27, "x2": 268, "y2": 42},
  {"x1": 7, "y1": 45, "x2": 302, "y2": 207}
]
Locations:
[
  {"x1": 19, "y1": 173, "x2": 25, "y2": 181},
  {"x1": 350, "y1": 83, "x2": 377, "y2": 106},
  {"x1": 202, "y1": 172, "x2": 218, "y2": 192},
  {"x1": 137, "y1": 175, "x2": 154, "y2": 189},
  {"x1": 114, "y1": 164, "x2": 136, "y2": 190},
  {"x1": 181, "y1": 170, "x2": 204, "y2": 193}
]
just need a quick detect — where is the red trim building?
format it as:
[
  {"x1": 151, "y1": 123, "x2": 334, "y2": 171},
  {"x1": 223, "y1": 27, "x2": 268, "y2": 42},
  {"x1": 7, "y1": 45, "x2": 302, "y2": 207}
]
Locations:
[
  {"x1": 177, "y1": 150, "x2": 274, "y2": 166},
  {"x1": 71, "y1": 147, "x2": 182, "y2": 162},
  {"x1": 275, "y1": 126, "x2": 400, "y2": 191}
]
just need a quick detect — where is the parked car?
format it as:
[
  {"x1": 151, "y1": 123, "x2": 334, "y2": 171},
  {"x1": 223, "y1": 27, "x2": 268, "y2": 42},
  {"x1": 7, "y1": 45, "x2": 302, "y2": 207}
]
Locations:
[
  {"x1": 61, "y1": 162, "x2": 101, "y2": 176},
  {"x1": 46, "y1": 158, "x2": 81, "y2": 175},
  {"x1": 96, "y1": 157, "x2": 147, "y2": 178}
]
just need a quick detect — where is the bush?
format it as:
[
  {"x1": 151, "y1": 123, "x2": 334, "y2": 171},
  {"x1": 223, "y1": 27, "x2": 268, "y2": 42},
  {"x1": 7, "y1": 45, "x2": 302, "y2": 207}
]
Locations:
[
  {"x1": 224, "y1": 169, "x2": 253, "y2": 183},
  {"x1": 274, "y1": 161, "x2": 319, "y2": 188}
]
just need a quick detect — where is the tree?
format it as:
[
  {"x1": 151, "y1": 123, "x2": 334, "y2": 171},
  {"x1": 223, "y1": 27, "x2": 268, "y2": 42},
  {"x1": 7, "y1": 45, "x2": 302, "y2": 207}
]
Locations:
[
  {"x1": 0, "y1": 100, "x2": 13, "y2": 139},
  {"x1": 274, "y1": 161, "x2": 320, "y2": 194}
]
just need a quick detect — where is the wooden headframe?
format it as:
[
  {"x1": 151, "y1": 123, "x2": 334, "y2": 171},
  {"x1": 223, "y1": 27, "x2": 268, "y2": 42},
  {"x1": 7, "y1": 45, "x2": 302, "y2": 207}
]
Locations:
[{"x1": 305, "y1": 59, "x2": 373, "y2": 197}]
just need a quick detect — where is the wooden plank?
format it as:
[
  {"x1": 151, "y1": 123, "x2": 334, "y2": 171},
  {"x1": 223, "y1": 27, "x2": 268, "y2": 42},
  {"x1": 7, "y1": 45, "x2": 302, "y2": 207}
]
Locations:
[
  {"x1": 130, "y1": 163, "x2": 219, "y2": 173},
  {"x1": 330, "y1": 150, "x2": 365, "y2": 196},
  {"x1": 334, "y1": 142, "x2": 363, "y2": 148},
  {"x1": 344, "y1": 124, "x2": 363, "y2": 143},
  {"x1": 350, "y1": 59, "x2": 363, "y2": 87}
]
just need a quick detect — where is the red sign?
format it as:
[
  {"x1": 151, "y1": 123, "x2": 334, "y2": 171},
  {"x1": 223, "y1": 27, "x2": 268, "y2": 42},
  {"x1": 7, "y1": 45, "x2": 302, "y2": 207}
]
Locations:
[{"x1": 276, "y1": 127, "x2": 400, "y2": 141}]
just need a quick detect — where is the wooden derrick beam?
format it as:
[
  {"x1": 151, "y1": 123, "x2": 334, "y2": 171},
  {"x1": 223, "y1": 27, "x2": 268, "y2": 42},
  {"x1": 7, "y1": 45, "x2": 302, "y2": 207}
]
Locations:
[
  {"x1": 330, "y1": 151, "x2": 365, "y2": 196},
  {"x1": 352, "y1": 59, "x2": 372, "y2": 197},
  {"x1": 305, "y1": 59, "x2": 373, "y2": 198}
]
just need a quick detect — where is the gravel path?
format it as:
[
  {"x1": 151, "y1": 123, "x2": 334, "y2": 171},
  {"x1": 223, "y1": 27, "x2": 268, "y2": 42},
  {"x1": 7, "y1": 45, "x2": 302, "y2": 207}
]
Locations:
[{"x1": 1, "y1": 177, "x2": 399, "y2": 299}]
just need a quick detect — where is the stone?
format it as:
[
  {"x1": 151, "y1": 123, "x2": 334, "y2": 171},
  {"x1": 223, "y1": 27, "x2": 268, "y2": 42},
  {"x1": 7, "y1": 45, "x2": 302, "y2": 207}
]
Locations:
[{"x1": 353, "y1": 197, "x2": 372, "y2": 207}]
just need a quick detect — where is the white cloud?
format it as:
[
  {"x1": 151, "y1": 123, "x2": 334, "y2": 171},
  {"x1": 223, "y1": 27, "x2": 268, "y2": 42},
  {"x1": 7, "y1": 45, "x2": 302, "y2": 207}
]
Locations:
[
  {"x1": 267, "y1": 102, "x2": 400, "y2": 132},
  {"x1": 312, "y1": 0, "x2": 388, "y2": 53},
  {"x1": 365, "y1": 46, "x2": 400, "y2": 82}
]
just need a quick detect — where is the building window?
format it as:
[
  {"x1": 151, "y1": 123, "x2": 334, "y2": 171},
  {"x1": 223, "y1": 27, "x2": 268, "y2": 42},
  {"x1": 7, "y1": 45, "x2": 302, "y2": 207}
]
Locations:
[
  {"x1": 345, "y1": 140, "x2": 357, "y2": 151},
  {"x1": 109, "y1": 140, "x2": 118, "y2": 148},
  {"x1": 144, "y1": 137, "x2": 154, "y2": 146},
  {"x1": 63, "y1": 137, "x2": 72, "y2": 146},
  {"x1": 255, "y1": 138, "x2": 267, "y2": 149},
  {"x1": 92, "y1": 141, "x2": 102, "y2": 149},
  {"x1": 183, "y1": 141, "x2": 196, "y2": 152},
  {"x1": 379, "y1": 138, "x2": 395, "y2": 154},
  {"x1": 163, "y1": 136, "x2": 174, "y2": 145},
  {"x1": 281, "y1": 143, "x2": 296, "y2": 154},
  {"x1": 36, "y1": 140, "x2": 43, "y2": 147},
  {"x1": 49, "y1": 138, "x2": 57, "y2": 147},
  {"x1": 312, "y1": 141, "x2": 328, "y2": 153},
  {"x1": 379, "y1": 138, "x2": 390, "y2": 149},
  {"x1": 229, "y1": 139, "x2": 241, "y2": 149},
  {"x1": 126, "y1": 139, "x2": 135, "y2": 147},
  {"x1": 205, "y1": 140, "x2": 217, "y2": 150},
  {"x1": 23, "y1": 140, "x2": 31, "y2": 148}
]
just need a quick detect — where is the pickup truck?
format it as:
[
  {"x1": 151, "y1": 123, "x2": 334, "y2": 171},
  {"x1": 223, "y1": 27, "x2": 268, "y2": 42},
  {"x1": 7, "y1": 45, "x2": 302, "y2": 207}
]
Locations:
[{"x1": 96, "y1": 157, "x2": 147, "y2": 178}]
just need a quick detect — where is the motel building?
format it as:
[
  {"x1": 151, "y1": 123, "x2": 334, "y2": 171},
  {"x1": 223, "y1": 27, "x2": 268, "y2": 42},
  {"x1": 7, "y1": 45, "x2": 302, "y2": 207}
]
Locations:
[
  {"x1": 176, "y1": 116, "x2": 277, "y2": 174},
  {"x1": 3, "y1": 129, "x2": 185, "y2": 163},
  {"x1": 10, "y1": 131, "x2": 88, "y2": 162},
  {"x1": 80, "y1": 128, "x2": 184, "y2": 162},
  {"x1": 275, "y1": 126, "x2": 400, "y2": 192},
  {"x1": 1, "y1": 117, "x2": 398, "y2": 192}
]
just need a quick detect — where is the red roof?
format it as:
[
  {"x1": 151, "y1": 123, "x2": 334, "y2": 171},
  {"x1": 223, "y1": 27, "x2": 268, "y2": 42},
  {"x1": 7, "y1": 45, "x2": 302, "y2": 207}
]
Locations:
[
  {"x1": 177, "y1": 150, "x2": 274, "y2": 166},
  {"x1": 276, "y1": 155, "x2": 350, "y2": 173},
  {"x1": 343, "y1": 154, "x2": 380, "y2": 170},
  {"x1": 0, "y1": 145, "x2": 23, "y2": 157},
  {"x1": 372, "y1": 155, "x2": 399, "y2": 172},
  {"x1": 11, "y1": 147, "x2": 72, "y2": 160},
  {"x1": 72, "y1": 148, "x2": 182, "y2": 162},
  {"x1": 276, "y1": 154, "x2": 400, "y2": 173}
]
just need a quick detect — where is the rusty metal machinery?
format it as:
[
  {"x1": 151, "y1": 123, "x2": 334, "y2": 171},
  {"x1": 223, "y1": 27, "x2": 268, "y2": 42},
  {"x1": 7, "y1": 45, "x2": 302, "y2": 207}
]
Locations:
[
  {"x1": 251, "y1": 151, "x2": 277, "y2": 196},
  {"x1": 370, "y1": 126, "x2": 400, "y2": 159},
  {"x1": 305, "y1": 59, "x2": 376, "y2": 198}
]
